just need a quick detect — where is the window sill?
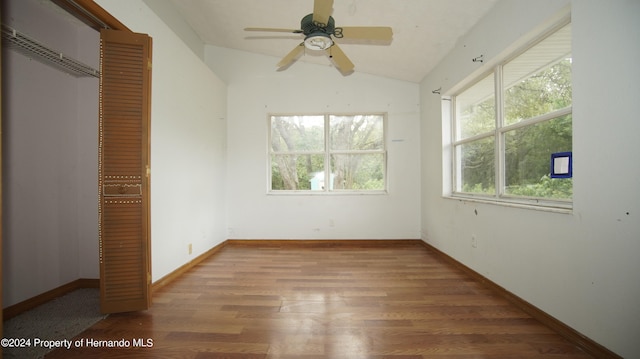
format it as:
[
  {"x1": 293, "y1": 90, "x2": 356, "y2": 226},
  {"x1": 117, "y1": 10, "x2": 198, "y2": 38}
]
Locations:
[
  {"x1": 444, "y1": 194, "x2": 573, "y2": 214},
  {"x1": 268, "y1": 190, "x2": 389, "y2": 196}
]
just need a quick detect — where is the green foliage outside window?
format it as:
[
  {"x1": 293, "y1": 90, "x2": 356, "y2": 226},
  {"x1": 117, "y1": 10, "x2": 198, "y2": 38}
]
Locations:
[
  {"x1": 270, "y1": 114, "x2": 385, "y2": 191},
  {"x1": 454, "y1": 23, "x2": 572, "y2": 202}
]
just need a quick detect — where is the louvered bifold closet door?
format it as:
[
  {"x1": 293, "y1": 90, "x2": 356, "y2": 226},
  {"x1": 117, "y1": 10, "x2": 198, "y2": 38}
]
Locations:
[{"x1": 99, "y1": 29, "x2": 152, "y2": 314}]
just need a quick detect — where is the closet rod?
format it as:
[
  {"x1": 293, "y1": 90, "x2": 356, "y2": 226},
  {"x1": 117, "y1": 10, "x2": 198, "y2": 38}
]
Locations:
[{"x1": 1, "y1": 24, "x2": 99, "y2": 78}]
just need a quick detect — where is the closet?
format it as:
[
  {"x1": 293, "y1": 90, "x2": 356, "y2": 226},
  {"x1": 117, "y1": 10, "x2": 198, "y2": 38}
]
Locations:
[
  {"x1": 3, "y1": 0, "x2": 152, "y2": 315},
  {"x1": 2, "y1": 0, "x2": 100, "y2": 310}
]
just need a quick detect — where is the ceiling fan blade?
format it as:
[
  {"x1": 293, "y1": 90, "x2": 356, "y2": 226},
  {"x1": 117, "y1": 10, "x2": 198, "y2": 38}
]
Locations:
[
  {"x1": 338, "y1": 27, "x2": 393, "y2": 41},
  {"x1": 277, "y1": 43, "x2": 305, "y2": 69},
  {"x1": 313, "y1": 0, "x2": 334, "y2": 25},
  {"x1": 244, "y1": 27, "x2": 302, "y2": 34},
  {"x1": 326, "y1": 43, "x2": 354, "y2": 75}
]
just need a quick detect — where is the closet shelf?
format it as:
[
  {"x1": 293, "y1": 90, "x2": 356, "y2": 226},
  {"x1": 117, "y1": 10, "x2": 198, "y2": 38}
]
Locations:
[{"x1": 2, "y1": 24, "x2": 99, "y2": 78}]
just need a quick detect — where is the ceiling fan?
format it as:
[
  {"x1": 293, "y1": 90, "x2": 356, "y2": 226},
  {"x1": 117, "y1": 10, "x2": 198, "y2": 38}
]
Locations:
[{"x1": 244, "y1": 0, "x2": 393, "y2": 75}]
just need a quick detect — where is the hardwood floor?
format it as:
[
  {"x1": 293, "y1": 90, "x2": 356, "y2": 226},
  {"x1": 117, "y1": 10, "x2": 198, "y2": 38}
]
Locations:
[{"x1": 46, "y1": 241, "x2": 593, "y2": 358}]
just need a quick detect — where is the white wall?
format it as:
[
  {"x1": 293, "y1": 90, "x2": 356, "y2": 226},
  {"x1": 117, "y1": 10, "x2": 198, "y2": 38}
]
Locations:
[
  {"x1": 204, "y1": 46, "x2": 421, "y2": 240},
  {"x1": 420, "y1": 0, "x2": 640, "y2": 357},
  {"x1": 95, "y1": 0, "x2": 228, "y2": 282},
  {"x1": 2, "y1": 0, "x2": 99, "y2": 306}
]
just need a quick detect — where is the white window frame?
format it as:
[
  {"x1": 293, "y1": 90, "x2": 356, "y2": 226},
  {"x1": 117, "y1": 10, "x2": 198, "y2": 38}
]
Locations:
[
  {"x1": 268, "y1": 113, "x2": 388, "y2": 195},
  {"x1": 447, "y1": 18, "x2": 572, "y2": 211}
]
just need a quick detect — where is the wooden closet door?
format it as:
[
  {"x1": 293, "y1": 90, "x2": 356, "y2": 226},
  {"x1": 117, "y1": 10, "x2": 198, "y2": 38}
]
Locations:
[{"x1": 99, "y1": 29, "x2": 152, "y2": 314}]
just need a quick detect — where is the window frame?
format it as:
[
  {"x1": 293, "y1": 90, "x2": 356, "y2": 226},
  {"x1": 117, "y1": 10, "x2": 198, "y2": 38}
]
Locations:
[
  {"x1": 448, "y1": 19, "x2": 573, "y2": 211},
  {"x1": 268, "y1": 113, "x2": 388, "y2": 195}
]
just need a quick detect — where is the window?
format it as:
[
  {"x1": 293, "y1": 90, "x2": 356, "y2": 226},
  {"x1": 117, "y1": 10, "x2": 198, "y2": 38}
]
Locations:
[
  {"x1": 450, "y1": 21, "x2": 572, "y2": 208},
  {"x1": 269, "y1": 114, "x2": 386, "y2": 193}
]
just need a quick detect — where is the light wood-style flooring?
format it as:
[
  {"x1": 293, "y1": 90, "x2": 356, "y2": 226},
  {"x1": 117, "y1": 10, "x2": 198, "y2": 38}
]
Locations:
[{"x1": 46, "y1": 241, "x2": 593, "y2": 358}]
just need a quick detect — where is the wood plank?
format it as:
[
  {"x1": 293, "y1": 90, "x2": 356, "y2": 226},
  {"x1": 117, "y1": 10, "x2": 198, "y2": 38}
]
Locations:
[{"x1": 45, "y1": 241, "x2": 608, "y2": 358}]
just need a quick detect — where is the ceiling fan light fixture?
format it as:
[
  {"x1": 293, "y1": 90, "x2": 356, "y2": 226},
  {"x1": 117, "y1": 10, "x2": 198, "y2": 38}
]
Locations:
[{"x1": 304, "y1": 33, "x2": 333, "y2": 50}]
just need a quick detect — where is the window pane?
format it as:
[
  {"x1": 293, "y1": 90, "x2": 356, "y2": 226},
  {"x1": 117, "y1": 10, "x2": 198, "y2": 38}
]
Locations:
[
  {"x1": 271, "y1": 115, "x2": 324, "y2": 152},
  {"x1": 504, "y1": 24, "x2": 572, "y2": 125},
  {"x1": 457, "y1": 136, "x2": 495, "y2": 194},
  {"x1": 329, "y1": 115, "x2": 384, "y2": 151},
  {"x1": 271, "y1": 154, "x2": 325, "y2": 190},
  {"x1": 504, "y1": 115, "x2": 572, "y2": 199},
  {"x1": 455, "y1": 74, "x2": 495, "y2": 139},
  {"x1": 331, "y1": 153, "x2": 384, "y2": 190}
]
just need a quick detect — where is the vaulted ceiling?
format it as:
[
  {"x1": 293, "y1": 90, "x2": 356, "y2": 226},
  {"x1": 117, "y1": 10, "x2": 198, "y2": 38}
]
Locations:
[{"x1": 166, "y1": 0, "x2": 498, "y2": 83}]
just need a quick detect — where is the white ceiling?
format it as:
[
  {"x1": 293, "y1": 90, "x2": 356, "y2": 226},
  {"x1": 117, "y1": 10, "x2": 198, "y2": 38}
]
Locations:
[{"x1": 168, "y1": 0, "x2": 498, "y2": 83}]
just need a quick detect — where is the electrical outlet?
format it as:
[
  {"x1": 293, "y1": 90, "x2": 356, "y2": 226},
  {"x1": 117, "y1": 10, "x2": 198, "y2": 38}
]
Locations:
[
  {"x1": 471, "y1": 235, "x2": 477, "y2": 248},
  {"x1": 188, "y1": 243, "x2": 192, "y2": 255}
]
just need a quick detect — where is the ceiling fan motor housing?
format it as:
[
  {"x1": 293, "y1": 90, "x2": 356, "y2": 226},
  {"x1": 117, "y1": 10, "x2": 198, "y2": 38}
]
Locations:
[{"x1": 301, "y1": 13, "x2": 336, "y2": 36}]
